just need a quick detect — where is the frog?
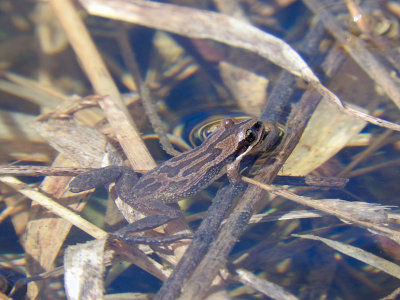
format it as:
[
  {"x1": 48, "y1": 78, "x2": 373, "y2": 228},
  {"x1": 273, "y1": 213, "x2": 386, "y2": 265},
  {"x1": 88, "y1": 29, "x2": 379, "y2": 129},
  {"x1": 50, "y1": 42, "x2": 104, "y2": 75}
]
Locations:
[{"x1": 69, "y1": 118, "x2": 280, "y2": 239}]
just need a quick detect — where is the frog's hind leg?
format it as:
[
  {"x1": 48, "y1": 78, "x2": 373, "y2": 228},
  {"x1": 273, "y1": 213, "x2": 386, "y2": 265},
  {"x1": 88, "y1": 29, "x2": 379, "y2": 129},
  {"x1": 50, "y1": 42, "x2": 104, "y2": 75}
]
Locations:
[
  {"x1": 116, "y1": 198, "x2": 183, "y2": 233},
  {"x1": 112, "y1": 197, "x2": 187, "y2": 244},
  {"x1": 111, "y1": 200, "x2": 189, "y2": 245},
  {"x1": 114, "y1": 188, "x2": 189, "y2": 245},
  {"x1": 113, "y1": 230, "x2": 193, "y2": 246}
]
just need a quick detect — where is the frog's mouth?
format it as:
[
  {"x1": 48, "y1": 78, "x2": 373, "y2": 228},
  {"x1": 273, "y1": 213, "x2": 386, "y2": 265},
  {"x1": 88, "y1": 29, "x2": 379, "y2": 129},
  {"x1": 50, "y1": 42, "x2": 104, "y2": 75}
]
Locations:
[{"x1": 236, "y1": 143, "x2": 250, "y2": 157}]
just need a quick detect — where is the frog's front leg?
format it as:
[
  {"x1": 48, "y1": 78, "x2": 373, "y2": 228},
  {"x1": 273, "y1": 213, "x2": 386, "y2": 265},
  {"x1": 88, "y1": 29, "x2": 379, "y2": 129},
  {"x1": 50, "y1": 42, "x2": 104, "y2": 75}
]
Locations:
[{"x1": 226, "y1": 163, "x2": 241, "y2": 184}]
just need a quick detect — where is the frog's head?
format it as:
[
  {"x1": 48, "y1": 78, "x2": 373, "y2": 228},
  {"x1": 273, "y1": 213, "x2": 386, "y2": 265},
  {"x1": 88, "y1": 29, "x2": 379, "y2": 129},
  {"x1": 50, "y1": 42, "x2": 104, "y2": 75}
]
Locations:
[{"x1": 224, "y1": 119, "x2": 280, "y2": 156}]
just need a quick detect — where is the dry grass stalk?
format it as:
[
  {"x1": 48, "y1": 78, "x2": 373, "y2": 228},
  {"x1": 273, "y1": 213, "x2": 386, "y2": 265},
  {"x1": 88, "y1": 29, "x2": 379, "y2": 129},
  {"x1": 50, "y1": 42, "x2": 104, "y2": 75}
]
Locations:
[
  {"x1": 0, "y1": 176, "x2": 107, "y2": 239},
  {"x1": 242, "y1": 177, "x2": 400, "y2": 244}
]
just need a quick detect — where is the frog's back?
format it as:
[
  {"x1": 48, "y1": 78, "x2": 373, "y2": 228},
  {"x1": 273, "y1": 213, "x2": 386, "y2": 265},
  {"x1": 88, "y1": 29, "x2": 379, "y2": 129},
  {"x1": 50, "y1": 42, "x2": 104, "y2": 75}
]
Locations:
[
  {"x1": 133, "y1": 121, "x2": 245, "y2": 202},
  {"x1": 132, "y1": 146, "x2": 233, "y2": 203},
  {"x1": 130, "y1": 118, "x2": 257, "y2": 203}
]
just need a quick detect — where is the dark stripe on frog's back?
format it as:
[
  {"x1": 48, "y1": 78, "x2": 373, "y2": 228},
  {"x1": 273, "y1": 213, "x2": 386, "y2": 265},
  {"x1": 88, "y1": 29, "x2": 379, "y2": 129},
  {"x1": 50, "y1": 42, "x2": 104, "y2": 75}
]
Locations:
[
  {"x1": 181, "y1": 148, "x2": 222, "y2": 177},
  {"x1": 159, "y1": 161, "x2": 227, "y2": 203},
  {"x1": 137, "y1": 176, "x2": 156, "y2": 187},
  {"x1": 147, "y1": 119, "x2": 240, "y2": 179},
  {"x1": 132, "y1": 145, "x2": 227, "y2": 202},
  {"x1": 131, "y1": 119, "x2": 252, "y2": 203},
  {"x1": 133, "y1": 151, "x2": 229, "y2": 203},
  {"x1": 155, "y1": 147, "x2": 223, "y2": 179},
  {"x1": 138, "y1": 160, "x2": 228, "y2": 203},
  {"x1": 157, "y1": 121, "x2": 243, "y2": 180}
]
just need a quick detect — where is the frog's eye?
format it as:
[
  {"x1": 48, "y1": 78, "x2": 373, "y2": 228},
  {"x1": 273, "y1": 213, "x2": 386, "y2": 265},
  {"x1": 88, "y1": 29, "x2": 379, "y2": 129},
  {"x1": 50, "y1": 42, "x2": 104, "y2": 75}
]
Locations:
[
  {"x1": 253, "y1": 121, "x2": 263, "y2": 130},
  {"x1": 245, "y1": 129, "x2": 257, "y2": 143}
]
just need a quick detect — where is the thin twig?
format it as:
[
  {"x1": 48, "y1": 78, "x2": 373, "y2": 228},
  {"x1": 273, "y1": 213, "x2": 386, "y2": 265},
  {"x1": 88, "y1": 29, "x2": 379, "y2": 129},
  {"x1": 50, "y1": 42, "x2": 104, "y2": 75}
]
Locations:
[
  {"x1": 348, "y1": 158, "x2": 400, "y2": 178},
  {"x1": 49, "y1": 0, "x2": 155, "y2": 170},
  {"x1": 0, "y1": 165, "x2": 92, "y2": 176},
  {"x1": 154, "y1": 184, "x2": 241, "y2": 300},
  {"x1": 230, "y1": 267, "x2": 299, "y2": 300},
  {"x1": 116, "y1": 26, "x2": 180, "y2": 156},
  {"x1": 242, "y1": 177, "x2": 400, "y2": 244},
  {"x1": 0, "y1": 176, "x2": 107, "y2": 239},
  {"x1": 337, "y1": 128, "x2": 393, "y2": 177}
]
